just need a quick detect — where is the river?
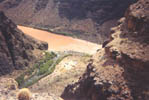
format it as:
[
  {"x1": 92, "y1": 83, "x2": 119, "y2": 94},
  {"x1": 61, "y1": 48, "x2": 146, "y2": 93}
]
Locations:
[{"x1": 18, "y1": 25, "x2": 101, "y2": 54}]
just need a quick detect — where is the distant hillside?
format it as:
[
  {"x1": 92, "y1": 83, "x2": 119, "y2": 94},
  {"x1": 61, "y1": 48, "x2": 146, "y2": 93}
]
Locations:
[{"x1": 0, "y1": 0, "x2": 136, "y2": 43}]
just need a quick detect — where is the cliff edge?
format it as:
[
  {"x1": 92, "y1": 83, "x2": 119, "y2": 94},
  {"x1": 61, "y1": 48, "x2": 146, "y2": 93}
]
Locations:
[{"x1": 61, "y1": 0, "x2": 149, "y2": 100}]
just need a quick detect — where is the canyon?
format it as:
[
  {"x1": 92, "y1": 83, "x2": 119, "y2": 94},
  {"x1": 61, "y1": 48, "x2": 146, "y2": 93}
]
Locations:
[
  {"x1": 0, "y1": 0, "x2": 136, "y2": 43},
  {"x1": 0, "y1": 0, "x2": 149, "y2": 100}
]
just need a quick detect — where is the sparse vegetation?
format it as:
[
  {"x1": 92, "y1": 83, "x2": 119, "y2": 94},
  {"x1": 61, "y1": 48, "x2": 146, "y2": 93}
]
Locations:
[
  {"x1": 38, "y1": 60, "x2": 53, "y2": 75},
  {"x1": 15, "y1": 51, "x2": 91, "y2": 88},
  {"x1": 83, "y1": 53, "x2": 92, "y2": 58},
  {"x1": 16, "y1": 74, "x2": 25, "y2": 87},
  {"x1": 15, "y1": 51, "x2": 70, "y2": 88},
  {"x1": 18, "y1": 24, "x2": 74, "y2": 37},
  {"x1": 36, "y1": 27, "x2": 74, "y2": 37}
]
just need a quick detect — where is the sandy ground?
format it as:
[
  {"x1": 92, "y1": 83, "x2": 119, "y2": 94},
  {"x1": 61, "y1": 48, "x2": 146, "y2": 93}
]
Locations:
[
  {"x1": 18, "y1": 25, "x2": 101, "y2": 54},
  {"x1": 30, "y1": 55, "x2": 90, "y2": 96}
]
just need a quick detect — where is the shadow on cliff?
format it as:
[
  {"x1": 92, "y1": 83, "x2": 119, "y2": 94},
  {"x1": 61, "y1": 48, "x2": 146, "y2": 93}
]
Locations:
[{"x1": 55, "y1": 0, "x2": 137, "y2": 24}]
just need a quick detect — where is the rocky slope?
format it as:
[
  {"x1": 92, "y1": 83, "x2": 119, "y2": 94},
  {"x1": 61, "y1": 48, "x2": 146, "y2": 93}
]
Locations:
[
  {"x1": 61, "y1": 0, "x2": 149, "y2": 100},
  {"x1": 0, "y1": 11, "x2": 48, "y2": 75},
  {"x1": 0, "y1": 78, "x2": 63, "y2": 100},
  {"x1": 30, "y1": 54, "x2": 90, "y2": 97},
  {"x1": 0, "y1": 0, "x2": 136, "y2": 43}
]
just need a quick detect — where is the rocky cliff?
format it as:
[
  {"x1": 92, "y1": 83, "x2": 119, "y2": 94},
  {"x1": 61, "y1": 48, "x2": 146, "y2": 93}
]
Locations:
[
  {"x1": 0, "y1": 0, "x2": 136, "y2": 43},
  {"x1": 0, "y1": 11, "x2": 48, "y2": 75},
  {"x1": 61, "y1": 0, "x2": 149, "y2": 100}
]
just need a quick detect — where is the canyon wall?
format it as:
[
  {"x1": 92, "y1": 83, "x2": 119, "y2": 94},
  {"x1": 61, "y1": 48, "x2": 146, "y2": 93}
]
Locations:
[
  {"x1": 61, "y1": 0, "x2": 149, "y2": 99},
  {"x1": 0, "y1": 0, "x2": 136, "y2": 43},
  {"x1": 0, "y1": 11, "x2": 48, "y2": 75}
]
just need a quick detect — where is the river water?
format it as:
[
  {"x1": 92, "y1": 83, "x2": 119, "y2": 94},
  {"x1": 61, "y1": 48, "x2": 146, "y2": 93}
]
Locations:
[{"x1": 18, "y1": 25, "x2": 101, "y2": 54}]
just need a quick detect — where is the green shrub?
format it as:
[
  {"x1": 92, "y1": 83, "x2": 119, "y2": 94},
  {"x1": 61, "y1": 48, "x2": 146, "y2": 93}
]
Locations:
[
  {"x1": 15, "y1": 51, "x2": 71, "y2": 88},
  {"x1": 16, "y1": 74, "x2": 25, "y2": 86},
  {"x1": 45, "y1": 51, "x2": 57, "y2": 59},
  {"x1": 38, "y1": 60, "x2": 53, "y2": 75}
]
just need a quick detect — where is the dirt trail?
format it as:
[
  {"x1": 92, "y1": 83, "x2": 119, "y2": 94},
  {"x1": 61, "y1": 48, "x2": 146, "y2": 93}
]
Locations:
[{"x1": 18, "y1": 25, "x2": 101, "y2": 54}]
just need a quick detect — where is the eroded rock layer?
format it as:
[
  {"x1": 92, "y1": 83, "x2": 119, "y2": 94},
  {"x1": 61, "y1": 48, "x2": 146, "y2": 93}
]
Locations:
[
  {"x1": 61, "y1": 0, "x2": 149, "y2": 100},
  {"x1": 0, "y1": 11, "x2": 48, "y2": 75}
]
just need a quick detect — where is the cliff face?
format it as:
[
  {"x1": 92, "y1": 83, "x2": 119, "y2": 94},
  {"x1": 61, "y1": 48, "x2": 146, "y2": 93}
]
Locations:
[
  {"x1": 0, "y1": 0, "x2": 136, "y2": 43},
  {"x1": 61, "y1": 0, "x2": 149, "y2": 100},
  {"x1": 0, "y1": 11, "x2": 48, "y2": 75}
]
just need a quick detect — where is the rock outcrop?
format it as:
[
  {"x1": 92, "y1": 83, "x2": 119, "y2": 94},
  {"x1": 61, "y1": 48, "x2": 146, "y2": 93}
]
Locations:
[
  {"x1": 0, "y1": 11, "x2": 48, "y2": 75},
  {"x1": 61, "y1": 0, "x2": 149, "y2": 100},
  {"x1": 0, "y1": 0, "x2": 136, "y2": 43}
]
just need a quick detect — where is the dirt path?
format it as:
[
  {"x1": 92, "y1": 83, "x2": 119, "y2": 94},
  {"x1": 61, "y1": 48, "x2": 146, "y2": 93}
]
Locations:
[{"x1": 18, "y1": 25, "x2": 101, "y2": 54}]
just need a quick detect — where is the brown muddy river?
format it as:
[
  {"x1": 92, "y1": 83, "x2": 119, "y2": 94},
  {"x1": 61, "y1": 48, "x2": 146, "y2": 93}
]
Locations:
[{"x1": 18, "y1": 25, "x2": 101, "y2": 54}]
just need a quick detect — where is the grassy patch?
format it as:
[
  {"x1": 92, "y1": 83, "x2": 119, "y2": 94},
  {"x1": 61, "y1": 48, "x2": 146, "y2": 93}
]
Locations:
[
  {"x1": 83, "y1": 53, "x2": 92, "y2": 58},
  {"x1": 38, "y1": 60, "x2": 53, "y2": 75},
  {"x1": 15, "y1": 74, "x2": 25, "y2": 86},
  {"x1": 15, "y1": 51, "x2": 70, "y2": 88}
]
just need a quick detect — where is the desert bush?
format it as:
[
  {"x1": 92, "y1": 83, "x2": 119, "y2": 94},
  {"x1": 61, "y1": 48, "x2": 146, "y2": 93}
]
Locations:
[
  {"x1": 17, "y1": 88, "x2": 31, "y2": 100},
  {"x1": 38, "y1": 60, "x2": 54, "y2": 75}
]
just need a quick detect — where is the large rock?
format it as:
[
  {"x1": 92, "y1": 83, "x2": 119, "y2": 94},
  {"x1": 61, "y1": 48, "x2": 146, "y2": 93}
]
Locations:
[{"x1": 0, "y1": 11, "x2": 48, "y2": 75}]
